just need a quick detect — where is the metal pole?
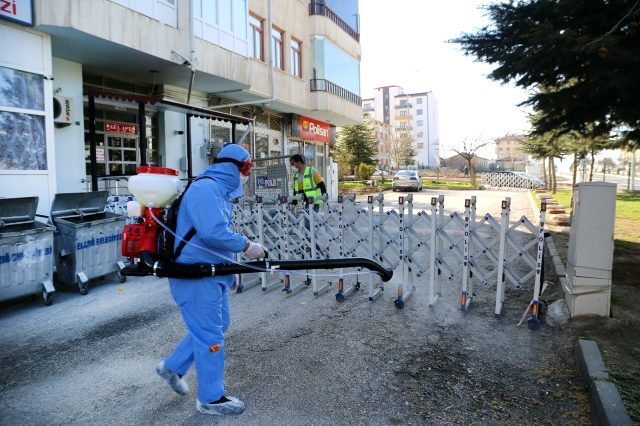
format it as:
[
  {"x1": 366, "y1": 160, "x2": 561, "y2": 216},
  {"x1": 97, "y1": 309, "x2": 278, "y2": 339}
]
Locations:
[
  {"x1": 88, "y1": 95, "x2": 98, "y2": 191},
  {"x1": 138, "y1": 102, "x2": 147, "y2": 166},
  {"x1": 186, "y1": 114, "x2": 193, "y2": 180}
]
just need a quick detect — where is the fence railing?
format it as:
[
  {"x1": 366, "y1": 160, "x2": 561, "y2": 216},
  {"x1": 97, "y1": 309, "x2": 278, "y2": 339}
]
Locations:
[
  {"x1": 308, "y1": 1, "x2": 360, "y2": 41},
  {"x1": 310, "y1": 79, "x2": 362, "y2": 105}
]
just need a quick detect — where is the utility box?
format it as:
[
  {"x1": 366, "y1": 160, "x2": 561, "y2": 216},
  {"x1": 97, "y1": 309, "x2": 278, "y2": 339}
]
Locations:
[{"x1": 564, "y1": 182, "x2": 616, "y2": 317}]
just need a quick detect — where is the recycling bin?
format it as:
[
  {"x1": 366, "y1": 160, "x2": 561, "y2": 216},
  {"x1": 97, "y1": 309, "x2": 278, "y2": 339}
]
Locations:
[
  {"x1": 49, "y1": 191, "x2": 127, "y2": 295},
  {"x1": 0, "y1": 197, "x2": 56, "y2": 305}
]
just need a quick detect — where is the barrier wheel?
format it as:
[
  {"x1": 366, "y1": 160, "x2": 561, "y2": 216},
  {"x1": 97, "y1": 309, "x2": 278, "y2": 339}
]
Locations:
[
  {"x1": 42, "y1": 289, "x2": 53, "y2": 306},
  {"x1": 394, "y1": 298, "x2": 404, "y2": 309},
  {"x1": 527, "y1": 317, "x2": 540, "y2": 330},
  {"x1": 335, "y1": 292, "x2": 345, "y2": 302},
  {"x1": 78, "y1": 282, "x2": 89, "y2": 296},
  {"x1": 117, "y1": 269, "x2": 127, "y2": 283}
]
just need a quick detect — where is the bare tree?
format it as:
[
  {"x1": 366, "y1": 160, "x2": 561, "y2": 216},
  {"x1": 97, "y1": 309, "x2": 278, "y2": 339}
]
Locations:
[
  {"x1": 388, "y1": 132, "x2": 416, "y2": 169},
  {"x1": 453, "y1": 136, "x2": 492, "y2": 186}
]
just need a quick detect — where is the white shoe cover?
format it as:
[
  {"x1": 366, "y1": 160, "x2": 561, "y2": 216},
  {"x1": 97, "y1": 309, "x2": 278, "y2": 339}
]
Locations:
[
  {"x1": 196, "y1": 397, "x2": 245, "y2": 415},
  {"x1": 155, "y1": 361, "x2": 189, "y2": 396}
]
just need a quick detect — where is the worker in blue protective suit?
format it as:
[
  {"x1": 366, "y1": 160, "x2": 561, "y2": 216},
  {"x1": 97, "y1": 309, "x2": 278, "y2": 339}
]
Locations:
[{"x1": 155, "y1": 143, "x2": 266, "y2": 416}]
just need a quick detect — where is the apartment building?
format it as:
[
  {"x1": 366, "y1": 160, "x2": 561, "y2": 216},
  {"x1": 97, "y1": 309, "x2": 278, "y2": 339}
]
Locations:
[
  {"x1": 0, "y1": 0, "x2": 362, "y2": 213},
  {"x1": 495, "y1": 134, "x2": 526, "y2": 171},
  {"x1": 363, "y1": 101, "x2": 391, "y2": 167},
  {"x1": 362, "y1": 85, "x2": 439, "y2": 168}
]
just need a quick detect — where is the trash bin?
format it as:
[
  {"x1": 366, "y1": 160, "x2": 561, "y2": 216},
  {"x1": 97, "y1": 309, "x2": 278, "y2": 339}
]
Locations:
[
  {"x1": 49, "y1": 191, "x2": 127, "y2": 295},
  {"x1": 0, "y1": 197, "x2": 56, "y2": 305}
]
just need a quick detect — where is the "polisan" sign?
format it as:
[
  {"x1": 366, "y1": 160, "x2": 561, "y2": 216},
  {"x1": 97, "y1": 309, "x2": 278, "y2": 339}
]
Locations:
[{"x1": 297, "y1": 115, "x2": 331, "y2": 144}]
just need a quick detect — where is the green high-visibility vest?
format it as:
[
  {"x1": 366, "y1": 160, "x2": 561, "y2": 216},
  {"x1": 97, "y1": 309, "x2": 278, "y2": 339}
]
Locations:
[{"x1": 294, "y1": 166, "x2": 322, "y2": 205}]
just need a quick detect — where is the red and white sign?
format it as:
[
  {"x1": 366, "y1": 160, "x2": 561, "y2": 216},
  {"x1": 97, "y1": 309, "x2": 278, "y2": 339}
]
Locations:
[
  {"x1": 299, "y1": 115, "x2": 331, "y2": 144},
  {"x1": 106, "y1": 122, "x2": 137, "y2": 135},
  {"x1": 0, "y1": 0, "x2": 33, "y2": 26}
]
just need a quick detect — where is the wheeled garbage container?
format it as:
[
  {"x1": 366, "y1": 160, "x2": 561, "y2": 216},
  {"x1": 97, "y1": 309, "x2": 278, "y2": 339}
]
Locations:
[
  {"x1": 49, "y1": 191, "x2": 127, "y2": 295},
  {"x1": 0, "y1": 197, "x2": 56, "y2": 305}
]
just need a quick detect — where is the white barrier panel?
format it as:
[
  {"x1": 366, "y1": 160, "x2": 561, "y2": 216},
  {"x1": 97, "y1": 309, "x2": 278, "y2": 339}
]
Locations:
[{"x1": 232, "y1": 193, "x2": 545, "y2": 319}]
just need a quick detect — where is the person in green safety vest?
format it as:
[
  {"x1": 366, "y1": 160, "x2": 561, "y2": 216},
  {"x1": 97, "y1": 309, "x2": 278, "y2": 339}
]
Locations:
[{"x1": 289, "y1": 153, "x2": 327, "y2": 212}]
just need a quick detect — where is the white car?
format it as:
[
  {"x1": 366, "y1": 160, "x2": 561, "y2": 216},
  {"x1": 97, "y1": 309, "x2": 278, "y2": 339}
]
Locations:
[{"x1": 392, "y1": 170, "x2": 423, "y2": 192}]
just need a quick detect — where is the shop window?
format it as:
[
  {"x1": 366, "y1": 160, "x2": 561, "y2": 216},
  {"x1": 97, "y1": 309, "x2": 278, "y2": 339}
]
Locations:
[
  {"x1": 83, "y1": 105, "x2": 158, "y2": 176},
  {"x1": 0, "y1": 66, "x2": 46, "y2": 170}
]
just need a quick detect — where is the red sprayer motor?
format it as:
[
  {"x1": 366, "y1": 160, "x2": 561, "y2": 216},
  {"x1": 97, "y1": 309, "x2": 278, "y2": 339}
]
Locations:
[{"x1": 121, "y1": 166, "x2": 183, "y2": 259}]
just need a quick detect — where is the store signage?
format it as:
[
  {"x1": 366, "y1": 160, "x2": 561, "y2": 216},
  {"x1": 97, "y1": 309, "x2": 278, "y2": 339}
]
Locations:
[
  {"x1": 298, "y1": 115, "x2": 331, "y2": 144},
  {"x1": 106, "y1": 122, "x2": 136, "y2": 135},
  {"x1": 0, "y1": 0, "x2": 33, "y2": 26},
  {"x1": 256, "y1": 176, "x2": 279, "y2": 189}
]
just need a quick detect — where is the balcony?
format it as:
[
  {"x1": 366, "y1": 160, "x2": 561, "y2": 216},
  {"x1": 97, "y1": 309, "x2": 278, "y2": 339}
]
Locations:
[
  {"x1": 310, "y1": 79, "x2": 362, "y2": 105},
  {"x1": 395, "y1": 114, "x2": 412, "y2": 121},
  {"x1": 309, "y1": 1, "x2": 360, "y2": 41},
  {"x1": 395, "y1": 103, "x2": 412, "y2": 109}
]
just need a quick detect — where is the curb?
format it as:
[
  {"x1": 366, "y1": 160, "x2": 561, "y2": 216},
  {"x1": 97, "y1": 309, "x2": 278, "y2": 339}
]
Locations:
[{"x1": 527, "y1": 191, "x2": 633, "y2": 426}]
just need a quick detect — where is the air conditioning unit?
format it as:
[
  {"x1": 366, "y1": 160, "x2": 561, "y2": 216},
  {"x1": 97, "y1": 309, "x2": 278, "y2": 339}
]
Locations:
[{"x1": 53, "y1": 95, "x2": 73, "y2": 127}]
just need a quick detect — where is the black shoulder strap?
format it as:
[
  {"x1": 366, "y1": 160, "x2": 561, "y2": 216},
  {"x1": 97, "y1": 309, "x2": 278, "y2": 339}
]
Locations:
[{"x1": 173, "y1": 175, "x2": 215, "y2": 260}]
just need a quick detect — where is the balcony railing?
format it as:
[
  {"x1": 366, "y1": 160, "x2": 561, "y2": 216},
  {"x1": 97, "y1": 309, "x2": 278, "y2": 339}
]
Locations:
[
  {"x1": 309, "y1": 1, "x2": 360, "y2": 41},
  {"x1": 310, "y1": 79, "x2": 362, "y2": 105},
  {"x1": 395, "y1": 103, "x2": 412, "y2": 109}
]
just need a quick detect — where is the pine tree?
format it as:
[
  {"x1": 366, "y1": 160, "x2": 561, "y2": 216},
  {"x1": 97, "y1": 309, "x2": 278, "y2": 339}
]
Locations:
[
  {"x1": 334, "y1": 120, "x2": 377, "y2": 178},
  {"x1": 453, "y1": 0, "x2": 640, "y2": 145}
]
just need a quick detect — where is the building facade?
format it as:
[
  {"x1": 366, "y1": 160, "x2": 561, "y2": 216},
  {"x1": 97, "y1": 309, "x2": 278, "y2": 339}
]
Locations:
[
  {"x1": 362, "y1": 85, "x2": 439, "y2": 168},
  {"x1": 0, "y1": 0, "x2": 362, "y2": 214},
  {"x1": 495, "y1": 134, "x2": 527, "y2": 171}
]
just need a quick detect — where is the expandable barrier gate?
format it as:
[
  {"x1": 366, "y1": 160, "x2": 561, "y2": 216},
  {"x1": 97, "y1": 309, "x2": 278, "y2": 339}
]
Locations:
[
  {"x1": 232, "y1": 193, "x2": 547, "y2": 323},
  {"x1": 481, "y1": 172, "x2": 545, "y2": 191}
]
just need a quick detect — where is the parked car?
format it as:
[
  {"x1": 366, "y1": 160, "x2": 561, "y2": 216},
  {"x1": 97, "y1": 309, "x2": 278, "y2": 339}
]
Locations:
[
  {"x1": 392, "y1": 169, "x2": 423, "y2": 192},
  {"x1": 481, "y1": 171, "x2": 545, "y2": 189},
  {"x1": 371, "y1": 169, "x2": 392, "y2": 181}
]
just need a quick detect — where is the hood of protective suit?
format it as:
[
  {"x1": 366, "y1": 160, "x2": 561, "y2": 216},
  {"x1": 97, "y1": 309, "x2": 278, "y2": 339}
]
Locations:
[{"x1": 200, "y1": 144, "x2": 250, "y2": 198}]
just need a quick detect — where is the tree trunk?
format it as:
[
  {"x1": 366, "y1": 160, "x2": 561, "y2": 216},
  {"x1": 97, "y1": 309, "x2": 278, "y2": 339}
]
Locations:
[
  {"x1": 468, "y1": 159, "x2": 475, "y2": 186},
  {"x1": 541, "y1": 158, "x2": 548, "y2": 190},
  {"x1": 547, "y1": 157, "x2": 553, "y2": 191},
  {"x1": 589, "y1": 150, "x2": 595, "y2": 181},
  {"x1": 571, "y1": 152, "x2": 578, "y2": 188},
  {"x1": 570, "y1": 152, "x2": 578, "y2": 210},
  {"x1": 551, "y1": 157, "x2": 557, "y2": 194}
]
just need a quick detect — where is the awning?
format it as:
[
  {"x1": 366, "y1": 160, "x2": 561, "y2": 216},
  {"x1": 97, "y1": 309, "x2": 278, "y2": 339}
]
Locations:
[{"x1": 87, "y1": 90, "x2": 251, "y2": 125}]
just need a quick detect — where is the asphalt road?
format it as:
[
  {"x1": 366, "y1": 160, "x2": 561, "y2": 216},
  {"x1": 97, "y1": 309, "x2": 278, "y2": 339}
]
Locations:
[{"x1": 0, "y1": 189, "x2": 589, "y2": 425}]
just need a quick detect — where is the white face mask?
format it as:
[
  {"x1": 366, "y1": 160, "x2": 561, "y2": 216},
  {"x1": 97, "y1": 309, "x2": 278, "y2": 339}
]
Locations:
[
  {"x1": 291, "y1": 165, "x2": 298, "y2": 173},
  {"x1": 240, "y1": 174, "x2": 249, "y2": 185}
]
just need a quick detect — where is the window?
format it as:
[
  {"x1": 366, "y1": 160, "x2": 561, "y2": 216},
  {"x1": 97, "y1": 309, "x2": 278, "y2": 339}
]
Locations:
[
  {"x1": 271, "y1": 27, "x2": 284, "y2": 70},
  {"x1": 220, "y1": 0, "x2": 232, "y2": 31},
  {"x1": 194, "y1": 0, "x2": 217, "y2": 25},
  {"x1": 0, "y1": 66, "x2": 47, "y2": 170},
  {"x1": 234, "y1": 0, "x2": 247, "y2": 38},
  {"x1": 290, "y1": 37, "x2": 302, "y2": 78},
  {"x1": 416, "y1": 109, "x2": 423, "y2": 115},
  {"x1": 400, "y1": 110, "x2": 407, "y2": 116},
  {"x1": 417, "y1": 120, "x2": 423, "y2": 126},
  {"x1": 417, "y1": 143, "x2": 424, "y2": 149},
  {"x1": 249, "y1": 14, "x2": 264, "y2": 61},
  {"x1": 416, "y1": 98, "x2": 423, "y2": 104}
]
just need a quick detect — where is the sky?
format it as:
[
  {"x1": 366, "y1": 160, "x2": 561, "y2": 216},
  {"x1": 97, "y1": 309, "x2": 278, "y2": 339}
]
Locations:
[{"x1": 358, "y1": 0, "x2": 533, "y2": 159}]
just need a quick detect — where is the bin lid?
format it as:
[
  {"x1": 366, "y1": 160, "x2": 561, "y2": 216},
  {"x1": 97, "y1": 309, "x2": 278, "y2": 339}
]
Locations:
[
  {"x1": 0, "y1": 196, "x2": 38, "y2": 227},
  {"x1": 50, "y1": 191, "x2": 109, "y2": 220}
]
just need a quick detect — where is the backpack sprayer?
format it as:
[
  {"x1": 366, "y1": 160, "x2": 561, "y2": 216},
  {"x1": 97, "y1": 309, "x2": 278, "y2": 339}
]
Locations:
[{"x1": 118, "y1": 166, "x2": 393, "y2": 283}]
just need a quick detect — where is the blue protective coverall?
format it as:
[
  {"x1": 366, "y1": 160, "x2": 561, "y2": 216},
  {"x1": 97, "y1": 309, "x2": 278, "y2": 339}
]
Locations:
[{"x1": 162, "y1": 144, "x2": 249, "y2": 404}]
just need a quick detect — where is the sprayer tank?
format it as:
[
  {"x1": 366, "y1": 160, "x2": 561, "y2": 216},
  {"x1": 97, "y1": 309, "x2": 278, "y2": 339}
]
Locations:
[{"x1": 128, "y1": 166, "x2": 183, "y2": 208}]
